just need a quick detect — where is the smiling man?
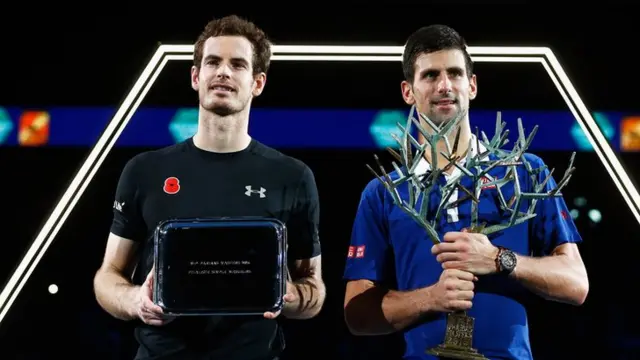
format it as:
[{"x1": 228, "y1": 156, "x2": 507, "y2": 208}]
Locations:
[
  {"x1": 343, "y1": 25, "x2": 588, "y2": 360},
  {"x1": 93, "y1": 15, "x2": 325, "y2": 360}
]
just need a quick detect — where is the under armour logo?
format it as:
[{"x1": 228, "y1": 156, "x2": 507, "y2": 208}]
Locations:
[
  {"x1": 113, "y1": 200, "x2": 125, "y2": 212},
  {"x1": 245, "y1": 185, "x2": 266, "y2": 198}
]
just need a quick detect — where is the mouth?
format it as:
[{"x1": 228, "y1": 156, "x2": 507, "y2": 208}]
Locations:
[
  {"x1": 210, "y1": 84, "x2": 235, "y2": 93},
  {"x1": 433, "y1": 99, "x2": 457, "y2": 106}
]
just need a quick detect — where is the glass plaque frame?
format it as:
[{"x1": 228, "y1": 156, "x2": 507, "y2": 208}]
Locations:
[{"x1": 152, "y1": 217, "x2": 287, "y2": 316}]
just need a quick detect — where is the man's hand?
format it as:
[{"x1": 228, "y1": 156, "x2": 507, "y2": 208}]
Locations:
[
  {"x1": 430, "y1": 269, "x2": 477, "y2": 312},
  {"x1": 264, "y1": 281, "x2": 297, "y2": 319},
  {"x1": 133, "y1": 268, "x2": 175, "y2": 326},
  {"x1": 431, "y1": 230, "x2": 499, "y2": 276}
]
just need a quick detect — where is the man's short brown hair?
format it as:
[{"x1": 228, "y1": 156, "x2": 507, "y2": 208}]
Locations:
[{"x1": 193, "y1": 15, "x2": 272, "y2": 75}]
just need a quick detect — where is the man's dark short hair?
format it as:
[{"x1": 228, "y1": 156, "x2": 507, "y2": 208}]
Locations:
[
  {"x1": 402, "y1": 24, "x2": 474, "y2": 82},
  {"x1": 194, "y1": 15, "x2": 272, "y2": 75}
]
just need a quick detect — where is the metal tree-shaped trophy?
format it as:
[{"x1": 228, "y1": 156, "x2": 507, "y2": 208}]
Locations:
[{"x1": 367, "y1": 105, "x2": 575, "y2": 360}]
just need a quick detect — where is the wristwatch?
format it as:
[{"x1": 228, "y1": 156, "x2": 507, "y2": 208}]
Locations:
[{"x1": 495, "y1": 246, "x2": 517, "y2": 274}]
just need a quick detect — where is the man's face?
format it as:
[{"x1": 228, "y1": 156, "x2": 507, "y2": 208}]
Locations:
[
  {"x1": 401, "y1": 49, "x2": 477, "y2": 127},
  {"x1": 191, "y1": 36, "x2": 266, "y2": 116}
]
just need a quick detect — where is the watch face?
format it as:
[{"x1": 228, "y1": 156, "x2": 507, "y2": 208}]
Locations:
[{"x1": 500, "y1": 251, "x2": 517, "y2": 271}]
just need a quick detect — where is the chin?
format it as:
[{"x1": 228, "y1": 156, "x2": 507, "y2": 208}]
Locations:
[
  {"x1": 425, "y1": 115, "x2": 448, "y2": 126},
  {"x1": 201, "y1": 99, "x2": 235, "y2": 116},
  {"x1": 210, "y1": 106, "x2": 237, "y2": 117},
  {"x1": 436, "y1": 110, "x2": 463, "y2": 126}
]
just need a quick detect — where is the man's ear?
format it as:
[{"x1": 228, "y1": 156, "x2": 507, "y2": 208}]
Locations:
[
  {"x1": 468, "y1": 74, "x2": 477, "y2": 100},
  {"x1": 252, "y1": 72, "x2": 267, "y2": 97},
  {"x1": 401, "y1": 80, "x2": 415, "y2": 105},
  {"x1": 190, "y1": 66, "x2": 199, "y2": 92}
]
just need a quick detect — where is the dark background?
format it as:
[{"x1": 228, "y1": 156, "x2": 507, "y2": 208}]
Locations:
[{"x1": 1, "y1": 6, "x2": 639, "y2": 359}]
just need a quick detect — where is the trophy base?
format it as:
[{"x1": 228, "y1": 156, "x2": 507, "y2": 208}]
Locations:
[
  {"x1": 425, "y1": 311, "x2": 489, "y2": 360},
  {"x1": 426, "y1": 345, "x2": 488, "y2": 360}
]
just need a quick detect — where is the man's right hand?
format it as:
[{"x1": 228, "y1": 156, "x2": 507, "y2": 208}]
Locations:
[
  {"x1": 133, "y1": 268, "x2": 174, "y2": 326},
  {"x1": 430, "y1": 269, "x2": 476, "y2": 313}
]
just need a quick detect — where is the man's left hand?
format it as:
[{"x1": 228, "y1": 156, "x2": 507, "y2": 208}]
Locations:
[
  {"x1": 431, "y1": 230, "x2": 499, "y2": 276},
  {"x1": 263, "y1": 282, "x2": 297, "y2": 319}
]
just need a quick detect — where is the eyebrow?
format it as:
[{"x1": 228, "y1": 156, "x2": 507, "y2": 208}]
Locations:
[
  {"x1": 420, "y1": 66, "x2": 465, "y2": 77},
  {"x1": 203, "y1": 54, "x2": 250, "y2": 65}
]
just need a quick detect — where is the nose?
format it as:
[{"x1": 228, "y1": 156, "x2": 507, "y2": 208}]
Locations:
[
  {"x1": 436, "y1": 74, "x2": 453, "y2": 94},
  {"x1": 215, "y1": 62, "x2": 232, "y2": 78}
]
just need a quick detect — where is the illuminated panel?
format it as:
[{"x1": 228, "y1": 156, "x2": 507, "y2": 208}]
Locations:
[{"x1": 0, "y1": 44, "x2": 637, "y2": 326}]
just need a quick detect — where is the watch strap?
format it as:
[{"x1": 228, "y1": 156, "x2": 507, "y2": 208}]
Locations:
[{"x1": 495, "y1": 246, "x2": 504, "y2": 273}]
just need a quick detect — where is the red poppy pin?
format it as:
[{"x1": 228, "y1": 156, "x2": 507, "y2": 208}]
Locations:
[{"x1": 163, "y1": 176, "x2": 180, "y2": 195}]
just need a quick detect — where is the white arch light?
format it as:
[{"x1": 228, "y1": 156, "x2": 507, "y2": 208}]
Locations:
[{"x1": 0, "y1": 44, "x2": 638, "y2": 325}]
